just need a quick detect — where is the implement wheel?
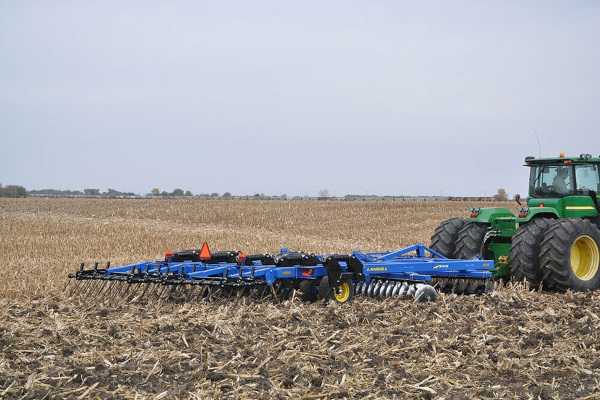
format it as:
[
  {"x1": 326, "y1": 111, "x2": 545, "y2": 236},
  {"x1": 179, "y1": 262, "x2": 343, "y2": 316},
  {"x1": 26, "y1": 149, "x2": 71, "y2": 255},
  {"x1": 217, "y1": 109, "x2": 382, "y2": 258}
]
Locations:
[
  {"x1": 454, "y1": 222, "x2": 489, "y2": 259},
  {"x1": 319, "y1": 276, "x2": 354, "y2": 304},
  {"x1": 510, "y1": 218, "x2": 555, "y2": 290},
  {"x1": 430, "y1": 217, "x2": 468, "y2": 257},
  {"x1": 540, "y1": 219, "x2": 600, "y2": 292},
  {"x1": 298, "y1": 279, "x2": 318, "y2": 302}
]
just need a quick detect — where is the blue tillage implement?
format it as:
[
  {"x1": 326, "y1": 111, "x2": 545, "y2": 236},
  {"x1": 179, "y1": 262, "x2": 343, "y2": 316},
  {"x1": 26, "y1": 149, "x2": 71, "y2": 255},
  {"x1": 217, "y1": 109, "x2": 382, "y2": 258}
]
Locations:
[{"x1": 69, "y1": 243, "x2": 494, "y2": 304}]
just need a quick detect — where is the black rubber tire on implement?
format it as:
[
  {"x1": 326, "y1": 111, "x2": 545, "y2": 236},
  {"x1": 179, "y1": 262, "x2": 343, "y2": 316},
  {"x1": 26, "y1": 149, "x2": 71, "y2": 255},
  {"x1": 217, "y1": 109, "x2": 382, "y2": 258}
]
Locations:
[
  {"x1": 298, "y1": 279, "x2": 318, "y2": 302},
  {"x1": 540, "y1": 219, "x2": 600, "y2": 292},
  {"x1": 509, "y1": 218, "x2": 555, "y2": 290},
  {"x1": 430, "y1": 217, "x2": 468, "y2": 257},
  {"x1": 453, "y1": 222, "x2": 489, "y2": 259},
  {"x1": 319, "y1": 276, "x2": 354, "y2": 304}
]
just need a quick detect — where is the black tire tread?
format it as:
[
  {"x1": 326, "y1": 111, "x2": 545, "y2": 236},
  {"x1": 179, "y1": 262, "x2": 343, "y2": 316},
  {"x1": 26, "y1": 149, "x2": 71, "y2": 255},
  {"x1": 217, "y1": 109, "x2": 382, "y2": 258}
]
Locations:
[
  {"x1": 430, "y1": 217, "x2": 468, "y2": 258},
  {"x1": 540, "y1": 218, "x2": 600, "y2": 292},
  {"x1": 454, "y1": 222, "x2": 489, "y2": 259},
  {"x1": 510, "y1": 218, "x2": 554, "y2": 289},
  {"x1": 298, "y1": 279, "x2": 318, "y2": 302}
]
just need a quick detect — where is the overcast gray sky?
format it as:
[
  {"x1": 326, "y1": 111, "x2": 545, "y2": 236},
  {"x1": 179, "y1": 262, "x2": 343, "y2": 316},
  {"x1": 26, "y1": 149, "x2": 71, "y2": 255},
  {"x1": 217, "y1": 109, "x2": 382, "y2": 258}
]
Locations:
[{"x1": 1, "y1": 1, "x2": 599, "y2": 197}]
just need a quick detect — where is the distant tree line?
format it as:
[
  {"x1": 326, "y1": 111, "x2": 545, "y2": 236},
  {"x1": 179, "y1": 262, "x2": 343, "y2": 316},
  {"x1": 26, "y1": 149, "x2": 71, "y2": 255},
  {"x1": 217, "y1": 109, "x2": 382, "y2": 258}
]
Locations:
[
  {"x1": 0, "y1": 183, "x2": 27, "y2": 198},
  {"x1": 27, "y1": 188, "x2": 138, "y2": 197},
  {"x1": 148, "y1": 188, "x2": 194, "y2": 197},
  {"x1": 0, "y1": 183, "x2": 514, "y2": 201},
  {"x1": 0, "y1": 184, "x2": 199, "y2": 198}
]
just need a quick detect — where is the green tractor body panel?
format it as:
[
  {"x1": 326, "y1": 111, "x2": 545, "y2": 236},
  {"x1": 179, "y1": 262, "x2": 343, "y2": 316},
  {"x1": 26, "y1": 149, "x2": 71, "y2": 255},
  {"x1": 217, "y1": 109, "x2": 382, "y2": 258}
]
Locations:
[
  {"x1": 469, "y1": 207, "x2": 515, "y2": 223},
  {"x1": 524, "y1": 197, "x2": 598, "y2": 219},
  {"x1": 463, "y1": 154, "x2": 600, "y2": 279}
]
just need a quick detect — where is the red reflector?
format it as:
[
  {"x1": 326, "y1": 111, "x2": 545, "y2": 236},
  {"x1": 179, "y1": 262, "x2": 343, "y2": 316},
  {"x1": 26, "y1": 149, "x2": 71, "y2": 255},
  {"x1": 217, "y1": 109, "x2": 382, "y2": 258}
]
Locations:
[
  {"x1": 199, "y1": 242, "x2": 212, "y2": 260},
  {"x1": 302, "y1": 269, "x2": 314, "y2": 276},
  {"x1": 539, "y1": 203, "x2": 545, "y2": 208},
  {"x1": 165, "y1": 251, "x2": 173, "y2": 262},
  {"x1": 471, "y1": 213, "x2": 479, "y2": 218},
  {"x1": 519, "y1": 213, "x2": 527, "y2": 218}
]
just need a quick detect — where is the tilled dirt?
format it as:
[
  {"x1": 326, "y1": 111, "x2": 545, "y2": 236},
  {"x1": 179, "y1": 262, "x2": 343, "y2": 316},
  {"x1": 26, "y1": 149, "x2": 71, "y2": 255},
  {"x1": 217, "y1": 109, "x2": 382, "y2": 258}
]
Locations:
[
  {"x1": 2, "y1": 285, "x2": 600, "y2": 399},
  {"x1": 2, "y1": 199, "x2": 600, "y2": 399}
]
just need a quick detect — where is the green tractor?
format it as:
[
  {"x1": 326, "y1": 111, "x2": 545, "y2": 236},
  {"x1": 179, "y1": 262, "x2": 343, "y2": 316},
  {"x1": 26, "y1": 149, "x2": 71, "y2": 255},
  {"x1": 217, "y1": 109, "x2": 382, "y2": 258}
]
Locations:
[{"x1": 431, "y1": 153, "x2": 600, "y2": 291}]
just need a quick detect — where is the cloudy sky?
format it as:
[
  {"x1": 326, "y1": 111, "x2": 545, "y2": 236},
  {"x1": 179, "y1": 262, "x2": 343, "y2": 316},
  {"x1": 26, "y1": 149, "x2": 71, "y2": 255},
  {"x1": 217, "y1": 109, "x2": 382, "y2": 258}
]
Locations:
[{"x1": 1, "y1": 1, "x2": 599, "y2": 197}]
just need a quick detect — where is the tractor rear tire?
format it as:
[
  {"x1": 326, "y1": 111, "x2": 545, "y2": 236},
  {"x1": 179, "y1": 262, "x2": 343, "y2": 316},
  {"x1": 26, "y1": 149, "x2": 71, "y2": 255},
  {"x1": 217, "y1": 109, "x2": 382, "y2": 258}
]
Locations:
[
  {"x1": 540, "y1": 219, "x2": 600, "y2": 292},
  {"x1": 430, "y1": 218, "x2": 468, "y2": 257},
  {"x1": 454, "y1": 222, "x2": 489, "y2": 259},
  {"x1": 510, "y1": 218, "x2": 555, "y2": 290}
]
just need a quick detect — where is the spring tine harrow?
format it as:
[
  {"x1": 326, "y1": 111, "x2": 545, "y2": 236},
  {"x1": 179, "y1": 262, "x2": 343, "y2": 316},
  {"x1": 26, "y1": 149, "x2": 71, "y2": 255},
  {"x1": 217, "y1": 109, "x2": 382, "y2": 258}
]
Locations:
[{"x1": 69, "y1": 242, "x2": 494, "y2": 305}]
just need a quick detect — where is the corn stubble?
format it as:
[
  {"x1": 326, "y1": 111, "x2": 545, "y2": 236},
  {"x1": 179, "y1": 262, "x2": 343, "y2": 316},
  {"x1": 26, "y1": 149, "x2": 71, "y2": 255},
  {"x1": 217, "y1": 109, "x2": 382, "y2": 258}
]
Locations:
[{"x1": 1, "y1": 198, "x2": 599, "y2": 399}]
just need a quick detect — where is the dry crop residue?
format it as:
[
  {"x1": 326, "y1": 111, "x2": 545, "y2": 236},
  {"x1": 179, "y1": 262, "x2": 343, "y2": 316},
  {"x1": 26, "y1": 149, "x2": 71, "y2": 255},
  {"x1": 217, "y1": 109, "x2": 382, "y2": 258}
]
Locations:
[{"x1": 1, "y1": 198, "x2": 599, "y2": 399}]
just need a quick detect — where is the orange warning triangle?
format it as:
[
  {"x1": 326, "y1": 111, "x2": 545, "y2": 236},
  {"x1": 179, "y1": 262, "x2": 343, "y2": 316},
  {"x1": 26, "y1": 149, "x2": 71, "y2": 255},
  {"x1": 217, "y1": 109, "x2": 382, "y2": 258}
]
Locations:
[{"x1": 199, "y1": 242, "x2": 212, "y2": 260}]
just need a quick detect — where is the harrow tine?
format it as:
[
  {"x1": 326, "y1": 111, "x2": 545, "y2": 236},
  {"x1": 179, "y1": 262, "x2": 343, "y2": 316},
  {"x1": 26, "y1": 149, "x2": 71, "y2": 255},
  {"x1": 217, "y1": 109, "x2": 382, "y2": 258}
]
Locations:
[
  {"x1": 172, "y1": 284, "x2": 189, "y2": 303},
  {"x1": 189, "y1": 285, "x2": 206, "y2": 303},
  {"x1": 163, "y1": 284, "x2": 179, "y2": 301},
  {"x1": 102, "y1": 280, "x2": 118, "y2": 298},
  {"x1": 144, "y1": 283, "x2": 162, "y2": 302},
  {"x1": 90, "y1": 279, "x2": 109, "y2": 298},
  {"x1": 222, "y1": 287, "x2": 235, "y2": 306},
  {"x1": 184, "y1": 284, "x2": 197, "y2": 303},
  {"x1": 132, "y1": 280, "x2": 152, "y2": 303},
  {"x1": 82, "y1": 280, "x2": 98, "y2": 298},
  {"x1": 156, "y1": 284, "x2": 171, "y2": 301},
  {"x1": 203, "y1": 286, "x2": 215, "y2": 303},
  {"x1": 104, "y1": 280, "x2": 121, "y2": 302},
  {"x1": 119, "y1": 281, "x2": 135, "y2": 301},
  {"x1": 109, "y1": 281, "x2": 128, "y2": 302},
  {"x1": 69, "y1": 279, "x2": 84, "y2": 297},
  {"x1": 210, "y1": 287, "x2": 225, "y2": 311},
  {"x1": 258, "y1": 284, "x2": 269, "y2": 300},
  {"x1": 126, "y1": 283, "x2": 143, "y2": 303},
  {"x1": 232, "y1": 287, "x2": 248, "y2": 307}
]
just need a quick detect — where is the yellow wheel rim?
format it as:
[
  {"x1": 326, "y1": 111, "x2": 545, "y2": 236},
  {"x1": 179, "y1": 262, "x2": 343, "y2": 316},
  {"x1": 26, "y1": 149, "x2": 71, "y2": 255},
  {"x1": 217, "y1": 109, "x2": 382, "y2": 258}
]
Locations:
[
  {"x1": 571, "y1": 235, "x2": 600, "y2": 281},
  {"x1": 334, "y1": 282, "x2": 351, "y2": 303}
]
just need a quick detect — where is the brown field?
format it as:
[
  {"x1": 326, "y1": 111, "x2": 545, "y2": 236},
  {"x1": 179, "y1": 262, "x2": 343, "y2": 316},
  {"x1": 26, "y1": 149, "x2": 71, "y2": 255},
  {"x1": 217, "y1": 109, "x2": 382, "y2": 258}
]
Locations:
[{"x1": 1, "y1": 198, "x2": 600, "y2": 399}]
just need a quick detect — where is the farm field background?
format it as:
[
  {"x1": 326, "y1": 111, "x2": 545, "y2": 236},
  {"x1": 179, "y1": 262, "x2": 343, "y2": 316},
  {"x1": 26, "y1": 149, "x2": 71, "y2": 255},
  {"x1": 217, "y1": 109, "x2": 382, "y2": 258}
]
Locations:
[{"x1": 1, "y1": 198, "x2": 600, "y2": 399}]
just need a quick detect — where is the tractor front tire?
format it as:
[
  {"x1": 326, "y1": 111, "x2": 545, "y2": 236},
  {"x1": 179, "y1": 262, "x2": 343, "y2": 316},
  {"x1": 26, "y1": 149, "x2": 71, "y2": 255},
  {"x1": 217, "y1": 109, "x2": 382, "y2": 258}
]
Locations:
[
  {"x1": 454, "y1": 222, "x2": 489, "y2": 259},
  {"x1": 540, "y1": 219, "x2": 600, "y2": 292},
  {"x1": 430, "y1": 217, "x2": 468, "y2": 257},
  {"x1": 510, "y1": 218, "x2": 555, "y2": 290}
]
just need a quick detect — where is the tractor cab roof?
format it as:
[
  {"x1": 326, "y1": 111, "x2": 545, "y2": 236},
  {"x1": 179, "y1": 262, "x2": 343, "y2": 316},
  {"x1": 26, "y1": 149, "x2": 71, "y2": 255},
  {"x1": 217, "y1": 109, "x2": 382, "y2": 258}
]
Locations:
[{"x1": 524, "y1": 154, "x2": 600, "y2": 166}]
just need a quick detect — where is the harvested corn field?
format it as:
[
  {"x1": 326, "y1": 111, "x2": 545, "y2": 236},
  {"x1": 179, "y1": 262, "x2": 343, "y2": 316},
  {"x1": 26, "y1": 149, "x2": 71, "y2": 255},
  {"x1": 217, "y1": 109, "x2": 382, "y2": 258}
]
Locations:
[{"x1": 1, "y1": 198, "x2": 600, "y2": 399}]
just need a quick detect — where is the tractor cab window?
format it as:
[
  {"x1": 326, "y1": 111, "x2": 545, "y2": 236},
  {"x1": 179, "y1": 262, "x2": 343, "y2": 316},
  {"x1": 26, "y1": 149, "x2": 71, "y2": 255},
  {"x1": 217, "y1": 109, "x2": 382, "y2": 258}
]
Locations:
[
  {"x1": 575, "y1": 164, "x2": 600, "y2": 195},
  {"x1": 529, "y1": 165, "x2": 574, "y2": 198}
]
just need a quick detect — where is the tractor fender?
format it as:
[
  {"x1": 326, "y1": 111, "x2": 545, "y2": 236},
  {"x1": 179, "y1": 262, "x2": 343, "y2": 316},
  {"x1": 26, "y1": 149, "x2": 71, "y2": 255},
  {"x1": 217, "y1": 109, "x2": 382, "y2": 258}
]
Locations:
[
  {"x1": 516, "y1": 207, "x2": 559, "y2": 223},
  {"x1": 469, "y1": 207, "x2": 515, "y2": 223}
]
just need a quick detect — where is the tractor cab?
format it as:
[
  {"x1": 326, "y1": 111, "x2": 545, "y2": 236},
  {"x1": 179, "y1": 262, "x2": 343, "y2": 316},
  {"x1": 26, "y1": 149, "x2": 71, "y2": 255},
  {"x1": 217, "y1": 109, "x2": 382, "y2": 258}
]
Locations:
[{"x1": 526, "y1": 154, "x2": 600, "y2": 214}]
